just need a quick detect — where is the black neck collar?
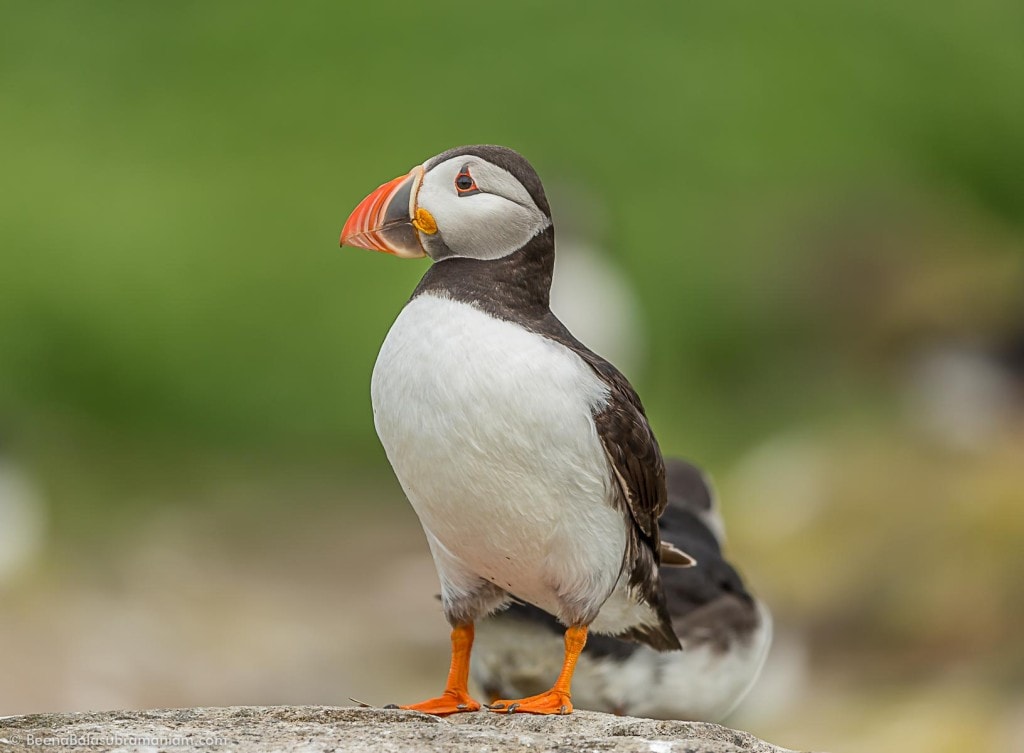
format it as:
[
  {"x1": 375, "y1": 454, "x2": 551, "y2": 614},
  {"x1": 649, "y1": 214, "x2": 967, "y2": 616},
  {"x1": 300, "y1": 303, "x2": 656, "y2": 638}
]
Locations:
[{"x1": 412, "y1": 226, "x2": 555, "y2": 323}]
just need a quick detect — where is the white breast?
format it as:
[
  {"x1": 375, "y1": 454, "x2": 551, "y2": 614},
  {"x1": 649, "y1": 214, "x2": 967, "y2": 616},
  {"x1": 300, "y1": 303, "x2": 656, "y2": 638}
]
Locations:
[{"x1": 371, "y1": 293, "x2": 626, "y2": 620}]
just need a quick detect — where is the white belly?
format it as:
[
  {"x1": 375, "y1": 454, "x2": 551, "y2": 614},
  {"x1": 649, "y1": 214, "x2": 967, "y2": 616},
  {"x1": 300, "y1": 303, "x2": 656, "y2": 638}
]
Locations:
[{"x1": 371, "y1": 293, "x2": 626, "y2": 618}]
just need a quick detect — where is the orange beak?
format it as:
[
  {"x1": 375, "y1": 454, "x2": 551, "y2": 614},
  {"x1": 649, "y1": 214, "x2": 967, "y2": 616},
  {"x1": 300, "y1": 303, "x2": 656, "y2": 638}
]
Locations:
[{"x1": 340, "y1": 166, "x2": 427, "y2": 259}]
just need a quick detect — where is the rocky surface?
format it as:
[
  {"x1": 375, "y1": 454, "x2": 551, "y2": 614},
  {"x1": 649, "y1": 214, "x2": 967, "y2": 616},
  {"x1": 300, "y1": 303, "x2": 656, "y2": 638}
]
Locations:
[{"x1": 0, "y1": 705, "x2": 801, "y2": 753}]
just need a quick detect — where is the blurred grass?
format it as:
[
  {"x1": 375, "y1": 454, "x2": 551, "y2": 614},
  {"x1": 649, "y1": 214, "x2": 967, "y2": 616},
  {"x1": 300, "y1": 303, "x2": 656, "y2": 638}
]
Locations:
[{"x1": 2, "y1": 1, "x2": 1022, "y2": 469}]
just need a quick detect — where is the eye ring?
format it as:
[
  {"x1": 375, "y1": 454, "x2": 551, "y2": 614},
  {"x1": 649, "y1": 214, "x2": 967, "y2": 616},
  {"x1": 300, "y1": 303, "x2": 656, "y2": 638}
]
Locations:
[{"x1": 454, "y1": 164, "x2": 480, "y2": 196}]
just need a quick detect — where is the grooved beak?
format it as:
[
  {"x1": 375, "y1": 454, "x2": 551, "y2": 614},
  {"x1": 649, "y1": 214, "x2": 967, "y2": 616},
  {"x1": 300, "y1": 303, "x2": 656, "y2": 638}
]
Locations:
[{"x1": 340, "y1": 166, "x2": 426, "y2": 258}]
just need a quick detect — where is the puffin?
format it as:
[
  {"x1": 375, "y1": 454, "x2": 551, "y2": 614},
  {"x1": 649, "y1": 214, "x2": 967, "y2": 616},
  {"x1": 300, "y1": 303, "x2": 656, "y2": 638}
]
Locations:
[
  {"x1": 472, "y1": 458, "x2": 773, "y2": 721},
  {"x1": 340, "y1": 145, "x2": 694, "y2": 716}
]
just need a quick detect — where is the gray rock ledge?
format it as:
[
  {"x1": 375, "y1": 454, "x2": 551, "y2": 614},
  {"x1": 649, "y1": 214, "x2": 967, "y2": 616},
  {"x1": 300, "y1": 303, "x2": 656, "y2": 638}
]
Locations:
[{"x1": 0, "y1": 705, "x2": 804, "y2": 753}]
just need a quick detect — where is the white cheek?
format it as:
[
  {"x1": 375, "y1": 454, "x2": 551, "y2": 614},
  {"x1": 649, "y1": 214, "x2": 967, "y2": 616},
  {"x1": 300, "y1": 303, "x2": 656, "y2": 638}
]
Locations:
[
  {"x1": 439, "y1": 194, "x2": 547, "y2": 259},
  {"x1": 417, "y1": 162, "x2": 550, "y2": 260}
]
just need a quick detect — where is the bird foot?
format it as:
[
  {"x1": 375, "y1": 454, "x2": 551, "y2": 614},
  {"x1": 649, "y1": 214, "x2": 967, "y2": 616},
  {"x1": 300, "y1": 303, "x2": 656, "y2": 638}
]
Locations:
[
  {"x1": 399, "y1": 689, "x2": 481, "y2": 716},
  {"x1": 487, "y1": 689, "x2": 573, "y2": 715}
]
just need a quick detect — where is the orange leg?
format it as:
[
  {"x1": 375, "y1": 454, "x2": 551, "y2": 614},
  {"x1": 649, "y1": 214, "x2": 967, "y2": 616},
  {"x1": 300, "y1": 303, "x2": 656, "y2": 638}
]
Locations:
[
  {"x1": 489, "y1": 624, "x2": 587, "y2": 715},
  {"x1": 399, "y1": 623, "x2": 481, "y2": 715}
]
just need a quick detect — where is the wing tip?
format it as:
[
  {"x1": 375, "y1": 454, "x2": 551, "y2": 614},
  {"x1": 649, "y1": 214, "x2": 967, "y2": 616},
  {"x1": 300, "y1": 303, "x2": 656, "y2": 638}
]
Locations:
[{"x1": 660, "y1": 540, "x2": 698, "y2": 567}]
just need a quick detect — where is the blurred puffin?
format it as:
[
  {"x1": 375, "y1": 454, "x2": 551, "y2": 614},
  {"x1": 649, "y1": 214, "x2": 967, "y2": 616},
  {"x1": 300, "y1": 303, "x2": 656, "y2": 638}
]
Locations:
[
  {"x1": 341, "y1": 145, "x2": 694, "y2": 715},
  {"x1": 473, "y1": 458, "x2": 772, "y2": 721}
]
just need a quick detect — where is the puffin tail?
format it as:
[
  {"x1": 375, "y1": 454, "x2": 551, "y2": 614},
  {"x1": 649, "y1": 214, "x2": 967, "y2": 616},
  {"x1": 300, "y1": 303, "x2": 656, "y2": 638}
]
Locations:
[
  {"x1": 617, "y1": 589, "x2": 682, "y2": 651},
  {"x1": 619, "y1": 541, "x2": 683, "y2": 651},
  {"x1": 619, "y1": 624, "x2": 681, "y2": 651}
]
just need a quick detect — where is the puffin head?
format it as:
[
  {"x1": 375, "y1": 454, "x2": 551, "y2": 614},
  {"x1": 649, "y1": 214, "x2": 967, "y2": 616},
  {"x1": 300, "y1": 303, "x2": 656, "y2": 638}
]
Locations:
[{"x1": 340, "y1": 145, "x2": 552, "y2": 262}]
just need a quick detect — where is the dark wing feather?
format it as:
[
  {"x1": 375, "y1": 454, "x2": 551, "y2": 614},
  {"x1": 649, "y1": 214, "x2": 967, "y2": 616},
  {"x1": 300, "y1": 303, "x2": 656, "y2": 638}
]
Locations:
[
  {"x1": 540, "y1": 317, "x2": 685, "y2": 650},
  {"x1": 582, "y1": 354, "x2": 668, "y2": 546}
]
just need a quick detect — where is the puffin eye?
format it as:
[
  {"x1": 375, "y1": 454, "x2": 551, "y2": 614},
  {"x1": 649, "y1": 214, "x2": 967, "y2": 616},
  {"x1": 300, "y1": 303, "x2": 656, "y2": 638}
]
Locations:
[{"x1": 454, "y1": 165, "x2": 479, "y2": 196}]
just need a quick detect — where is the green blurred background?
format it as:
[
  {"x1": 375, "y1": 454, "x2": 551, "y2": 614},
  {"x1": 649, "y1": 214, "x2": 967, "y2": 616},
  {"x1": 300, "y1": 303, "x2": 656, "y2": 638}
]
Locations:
[{"x1": 2, "y1": 2, "x2": 1023, "y2": 751}]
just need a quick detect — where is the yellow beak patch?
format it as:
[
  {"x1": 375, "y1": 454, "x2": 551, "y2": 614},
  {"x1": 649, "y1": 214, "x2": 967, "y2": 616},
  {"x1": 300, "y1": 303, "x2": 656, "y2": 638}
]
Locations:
[{"x1": 412, "y1": 207, "x2": 438, "y2": 235}]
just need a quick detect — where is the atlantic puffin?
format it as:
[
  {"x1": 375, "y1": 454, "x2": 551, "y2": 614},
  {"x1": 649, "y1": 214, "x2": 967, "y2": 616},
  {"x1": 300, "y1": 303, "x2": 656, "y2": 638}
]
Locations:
[
  {"x1": 472, "y1": 458, "x2": 773, "y2": 721},
  {"x1": 340, "y1": 145, "x2": 695, "y2": 716}
]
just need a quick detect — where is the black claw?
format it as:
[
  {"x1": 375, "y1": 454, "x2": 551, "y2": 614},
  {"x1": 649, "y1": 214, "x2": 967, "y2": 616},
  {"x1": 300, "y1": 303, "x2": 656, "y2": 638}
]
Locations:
[
  {"x1": 383, "y1": 704, "x2": 400, "y2": 709},
  {"x1": 559, "y1": 705, "x2": 569, "y2": 715},
  {"x1": 507, "y1": 703, "x2": 520, "y2": 714},
  {"x1": 489, "y1": 703, "x2": 505, "y2": 710},
  {"x1": 456, "y1": 704, "x2": 468, "y2": 710}
]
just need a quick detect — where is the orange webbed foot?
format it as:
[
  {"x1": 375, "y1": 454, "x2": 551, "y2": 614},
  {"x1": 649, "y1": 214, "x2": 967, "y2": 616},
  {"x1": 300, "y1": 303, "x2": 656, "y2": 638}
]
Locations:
[
  {"x1": 487, "y1": 624, "x2": 586, "y2": 715},
  {"x1": 394, "y1": 623, "x2": 480, "y2": 716},
  {"x1": 398, "y1": 689, "x2": 481, "y2": 716},
  {"x1": 487, "y1": 689, "x2": 573, "y2": 715}
]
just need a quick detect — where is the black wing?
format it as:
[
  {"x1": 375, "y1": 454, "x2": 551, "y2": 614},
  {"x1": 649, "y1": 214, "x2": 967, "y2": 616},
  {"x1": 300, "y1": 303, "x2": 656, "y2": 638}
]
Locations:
[
  {"x1": 577, "y1": 350, "x2": 668, "y2": 548},
  {"x1": 541, "y1": 316, "x2": 685, "y2": 649}
]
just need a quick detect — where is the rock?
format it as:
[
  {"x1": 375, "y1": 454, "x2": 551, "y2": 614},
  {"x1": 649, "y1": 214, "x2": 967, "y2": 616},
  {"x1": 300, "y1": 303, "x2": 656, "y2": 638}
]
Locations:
[{"x1": 0, "y1": 705, "x2": 802, "y2": 753}]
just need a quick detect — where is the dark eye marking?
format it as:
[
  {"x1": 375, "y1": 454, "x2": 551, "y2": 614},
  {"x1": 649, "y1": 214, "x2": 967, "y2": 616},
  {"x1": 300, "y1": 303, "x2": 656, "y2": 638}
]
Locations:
[{"x1": 454, "y1": 164, "x2": 480, "y2": 196}]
